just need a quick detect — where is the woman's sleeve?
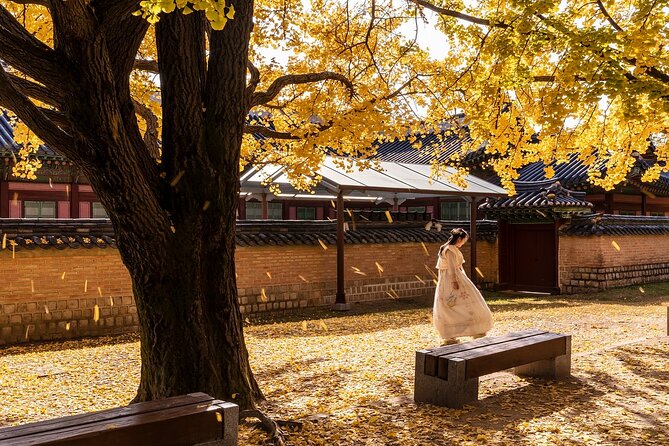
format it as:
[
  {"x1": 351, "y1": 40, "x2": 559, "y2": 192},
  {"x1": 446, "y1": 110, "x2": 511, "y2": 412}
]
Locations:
[{"x1": 446, "y1": 249, "x2": 458, "y2": 282}]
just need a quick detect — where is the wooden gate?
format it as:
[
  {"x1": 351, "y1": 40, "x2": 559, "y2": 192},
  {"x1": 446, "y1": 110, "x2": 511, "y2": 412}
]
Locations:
[{"x1": 498, "y1": 222, "x2": 559, "y2": 293}]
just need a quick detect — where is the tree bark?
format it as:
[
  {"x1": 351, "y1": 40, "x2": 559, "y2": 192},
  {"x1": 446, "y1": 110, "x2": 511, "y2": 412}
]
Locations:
[{"x1": 2, "y1": 0, "x2": 263, "y2": 409}]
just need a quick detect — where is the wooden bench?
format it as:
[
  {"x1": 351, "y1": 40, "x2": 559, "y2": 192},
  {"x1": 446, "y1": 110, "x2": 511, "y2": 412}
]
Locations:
[
  {"x1": 415, "y1": 329, "x2": 571, "y2": 408},
  {"x1": 0, "y1": 392, "x2": 238, "y2": 446}
]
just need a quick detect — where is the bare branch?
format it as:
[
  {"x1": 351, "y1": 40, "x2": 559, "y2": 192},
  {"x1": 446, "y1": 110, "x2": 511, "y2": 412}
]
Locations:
[
  {"x1": 0, "y1": 5, "x2": 69, "y2": 90},
  {"x1": 251, "y1": 72, "x2": 355, "y2": 108},
  {"x1": 134, "y1": 58, "x2": 160, "y2": 73},
  {"x1": 596, "y1": 0, "x2": 623, "y2": 32},
  {"x1": 0, "y1": 65, "x2": 74, "y2": 150},
  {"x1": 133, "y1": 99, "x2": 161, "y2": 159},
  {"x1": 6, "y1": 73, "x2": 63, "y2": 108},
  {"x1": 245, "y1": 60, "x2": 261, "y2": 101},
  {"x1": 244, "y1": 125, "x2": 300, "y2": 140},
  {"x1": 410, "y1": 0, "x2": 510, "y2": 28},
  {"x1": 6, "y1": 0, "x2": 48, "y2": 6}
]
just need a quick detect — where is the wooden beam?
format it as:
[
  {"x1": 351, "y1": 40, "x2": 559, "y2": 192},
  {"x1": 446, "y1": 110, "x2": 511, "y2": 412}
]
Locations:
[
  {"x1": 469, "y1": 197, "x2": 478, "y2": 282},
  {"x1": 333, "y1": 190, "x2": 350, "y2": 310},
  {"x1": 0, "y1": 173, "x2": 8, "y2": 218}
]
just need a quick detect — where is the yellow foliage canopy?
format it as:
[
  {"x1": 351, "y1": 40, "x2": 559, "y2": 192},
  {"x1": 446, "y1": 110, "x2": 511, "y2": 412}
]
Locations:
[{"x1": 3, "y1": 0, "x2": 669, "y2": 193}]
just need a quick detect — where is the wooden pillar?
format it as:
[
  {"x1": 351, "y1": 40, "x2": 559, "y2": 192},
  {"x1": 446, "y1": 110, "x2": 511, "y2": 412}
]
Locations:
[
  {"x1": 641, "y1": 193, "x2": 647, "y2": 216},
  {"x1": 392, "y1": 197, "x2": 399, "y2": 211},
  {"x1": 333, "y1": 190, "x2": 350, "y2": 310},
  {"x1": 605, "y1": 192, "x2": 614, "y2": 214},
  {"x1": 469, "y1": 197, "x2": 478, "y2": 282},
  {"x1": 69, "y1": 182, "x2": 79, "y2": 219},
  {"x1": 261, "y1": 192, "x2": 268, "y2": 220},
  {"x1": 0, "y1": 174, "x2": 8, "y2": 218}
]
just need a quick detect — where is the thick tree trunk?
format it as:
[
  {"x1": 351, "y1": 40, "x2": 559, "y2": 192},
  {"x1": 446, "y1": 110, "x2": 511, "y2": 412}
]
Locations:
[{"x1": 118, "y1": 198, "x2": 262, "y2": 410}]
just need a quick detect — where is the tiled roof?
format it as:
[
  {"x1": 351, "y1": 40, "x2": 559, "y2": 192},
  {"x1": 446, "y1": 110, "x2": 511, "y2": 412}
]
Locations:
[
  {"x1": 0, "y1": 218, "x2": 499, "y2": 251},
  {"x1": 0, "y1": 113, "x2": 64, "y2": 160},
  {"x1": 373, "y1": 132, "x2": 487, "y2": 166},
  {"x1": 480, "y1": 180, "x2": 592, "y2": 219},
  {"x1": 516, "y1": 153, "x2": 669, "y2": 193},
  {"x1": 561, "y1": 214, "x2": 669, "y2": 236}
]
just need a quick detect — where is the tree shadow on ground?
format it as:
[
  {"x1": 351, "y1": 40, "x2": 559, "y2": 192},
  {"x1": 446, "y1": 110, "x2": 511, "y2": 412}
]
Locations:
[{"x1": 0, "y1": 333, "x2": 139, "y2": 357}]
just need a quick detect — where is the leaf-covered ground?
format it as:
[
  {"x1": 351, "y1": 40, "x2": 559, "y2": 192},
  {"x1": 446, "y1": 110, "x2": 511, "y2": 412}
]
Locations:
[{"x1": 1, "y1": 288, "x2": 668, "y2": 445}]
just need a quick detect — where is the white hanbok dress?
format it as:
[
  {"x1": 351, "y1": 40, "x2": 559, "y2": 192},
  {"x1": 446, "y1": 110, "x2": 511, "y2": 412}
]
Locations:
[{"x1": 433, "y1": 245, "x2": 493, "y2": 339}]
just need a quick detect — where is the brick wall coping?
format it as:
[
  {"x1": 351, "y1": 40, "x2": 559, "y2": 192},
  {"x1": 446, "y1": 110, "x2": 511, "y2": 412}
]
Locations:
[
  {"x1": 561, "y1": 214, "x2": 669, "y2": 236},
  {"x1": 0, "y1": 218, "x2": 498, "y2": 251}
]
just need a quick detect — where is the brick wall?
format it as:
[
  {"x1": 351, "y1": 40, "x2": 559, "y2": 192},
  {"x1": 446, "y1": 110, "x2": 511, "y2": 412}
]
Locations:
[
  {"x1": 0, "y1": 249, "x2": 137, "y2": 345},
  {"x1": 559, "y1": 234, "x2": 669, "y2": 293},
  {"x1": 0, "y1": 239, "x2": 498, "y2": 344}
]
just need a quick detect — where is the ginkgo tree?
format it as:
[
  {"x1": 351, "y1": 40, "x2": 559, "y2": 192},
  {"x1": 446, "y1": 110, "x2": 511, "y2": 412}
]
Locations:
[
  {"x1": 411, "y1": 0, "x2": 669, "y2": 193},
  {"x1": 2, "y1": 0, "x2": 668, "y2": 417},
  {"x1": 0, "y1": 0, "x2": 434, "y2": 412}
]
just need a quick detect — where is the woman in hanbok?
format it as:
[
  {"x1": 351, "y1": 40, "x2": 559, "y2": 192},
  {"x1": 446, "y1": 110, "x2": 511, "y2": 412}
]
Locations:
[{"x1": 433, "y1": 228, "x2": 493, "y2": 345}]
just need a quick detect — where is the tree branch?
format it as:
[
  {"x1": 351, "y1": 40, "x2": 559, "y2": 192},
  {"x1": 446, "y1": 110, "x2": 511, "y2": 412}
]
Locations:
[
  {"x1": 0, "y1": 65, "x2": 74, "y2": 151},
  {"x1": 133, "y1": 99, "x2": 161, "y2": 159},
  {"x1": 244, "y1": 125, "x2": 300, "y2": 140},
  {"x1": 410, "y1": 0, "x2": 510, "y2": 28},
  {"x1": 0, "y1": 5, "x2": 69, "y2": 90},
  {"x1": 251, "y1": 71, "x2": 355, "y2": 108},
  {"x1": 596, "y1": 0, "x2": 623, "y2": 32},
  {"x1": 245, "y1": 60, "x2": 261, "y2": 102},
  {"x1": 6, "y1": 0, "x2": 48, "y2": 6},
  {"x1": 134, "y1": 58, "x2": 160, "y2": 73},
  {"x1": 6, "y1": 73, "x2": 63, "y2": 108}
]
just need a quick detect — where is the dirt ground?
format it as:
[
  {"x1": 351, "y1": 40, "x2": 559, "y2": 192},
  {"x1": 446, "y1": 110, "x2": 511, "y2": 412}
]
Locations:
[{"x1": 1, "y1": 291, "x2": 668, "y2": 445}]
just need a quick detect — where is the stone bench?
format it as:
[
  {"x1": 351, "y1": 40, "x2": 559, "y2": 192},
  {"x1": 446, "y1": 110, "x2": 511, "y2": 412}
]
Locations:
[
  {"x1": 0, "y1": 392, "x2": 238, "y2": 446},
  {"x1": 415, "y1": 329, "x2": 571, "y2": 408}
]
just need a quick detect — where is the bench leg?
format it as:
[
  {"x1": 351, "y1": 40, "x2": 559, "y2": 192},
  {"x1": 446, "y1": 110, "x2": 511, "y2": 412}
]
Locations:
[
  {"x1": 415, "y1": 354, "x2": 478, "y2": 409},
  {"x1": 515, "y1": 335, "x2": 571, "y2": 379}
]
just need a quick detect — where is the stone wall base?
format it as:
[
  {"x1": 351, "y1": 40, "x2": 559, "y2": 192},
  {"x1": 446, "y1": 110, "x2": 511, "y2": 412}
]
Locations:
[{"x1": 562, "y1": 263, "x2": 669, "y2": 294}]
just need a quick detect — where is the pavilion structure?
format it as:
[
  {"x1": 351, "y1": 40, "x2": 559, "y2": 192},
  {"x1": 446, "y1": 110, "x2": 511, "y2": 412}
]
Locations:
[{"x1": 240, "y1": 157, "x2": 507, "y2": 309}]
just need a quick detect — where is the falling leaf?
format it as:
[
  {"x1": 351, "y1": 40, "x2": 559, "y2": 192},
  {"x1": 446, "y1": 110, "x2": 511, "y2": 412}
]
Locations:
[
  {"x1": 169, "y1": 171, "x2": 185, "y2": 187},
  {"x1": 30, "y1": 280, "x2": 34, "y2": 293},
  {"x1": 351, "y1": 266, "x2": 361, "y2": 272},
  {"x1": 424, "y1": 264, "x2": 438, "y2": 279},
  {"x1": 347, "y1": 209, "x2": 352, "y2": 217},
  {"x1": 260, "y1": 288, "x2": 268, "y2": 302},
  {"x1": 301, "y1": 320, "x2": 308, "y2": 331},
  {"x1": 66, "y1": 185, "x2": 70, "y2": 200},
  {"x1": 385, "y1": 210, "x2": 393, "y2": 223},
  {"x1": 170, "y1": 226, "x2": 176, "y2": 233},
  {"x1": 97, "y1": 287, "x2": 102, "y2": 297},
  {"x1": 231, "y1": 393, "x2": 238, "y2": 399},
  {"x1": 216, "y1": 412, "x2": 223, "y2": 423},
  {"x1": 84, "y1": 280, "x2": 88, "y2": 292},
  {"x1": 202, "y1": 201, "x2": 211, "y2": 211},
  {"x1": 330, "y1": 200, "x2": 336, "y2": 208},
  {"x1": 421, "y1": 242, "x2": 429, "y2": 256},
  {"x1": 61, "y1": 272, "x2": 66, "y2": 280},
  {"x1": 109, "y1": 296, "x2": 114, "y2": 306},
  {"x1": 317, "y1": 239, "x2": 328, "y2": 250},
  {"x1": 93, "y1": 304, "x2": 100, "y2": 322},
  {"x1": 475, "y1": 267, "x2": 484, "y2": 278},
  {"x1": 433, "y1": 279, "x2": 438, "y2": 285},
  {"x1": 12, "y1": 244, "x2": 15, "y2": 259},
  {"x1": 25, "y1": 325, "x2": 31, "y2": 340},
  {"x1": 611, "y1": 241, "x2": 621, "y2": 251},
  {"x1": 2, "y1": 233, "x2": 6, "y2": 250},
  {"x1": 266, "y1": 271, "x2": 272, "y2": 279},
  {"x1": 65, "y1": 322, "x2": 70, "y2": 331},
  {"x1": 415, "y1": 275, "x2": 425, "y2": 284},
  {"x1": 639, "y1": 286, "x2": 645, "y2": 294},
  {"x1": 48, "y1": 178, "x2": 53, "y2": 188},
  {"x1": 44, "y1": 305, "x2": 49, "y2": 314},
  {"x1": 298, "y1": 275, "x2": 309, "y2": 282},
  {"x1": 353, "y1": 270, "x2": 367, "y2": 276},
  {"x1": 375, "y1": 262, "x2": 384, "y2": 275}
]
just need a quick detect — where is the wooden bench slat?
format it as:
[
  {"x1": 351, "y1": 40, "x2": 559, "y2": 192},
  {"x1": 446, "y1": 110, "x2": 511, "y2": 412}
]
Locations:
[
  {"x1": 435, "y1": 333, "x2": 567, "y2": 380},
  {"x1": 1, "y1": 401, "x2": 235, "y2": 446},
  {"x1": 423, "y1": 329, "x2": 548, "y2": 376},
  {"x1": 0, "y1": 393, "x2": 215, "y2": 441}
]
